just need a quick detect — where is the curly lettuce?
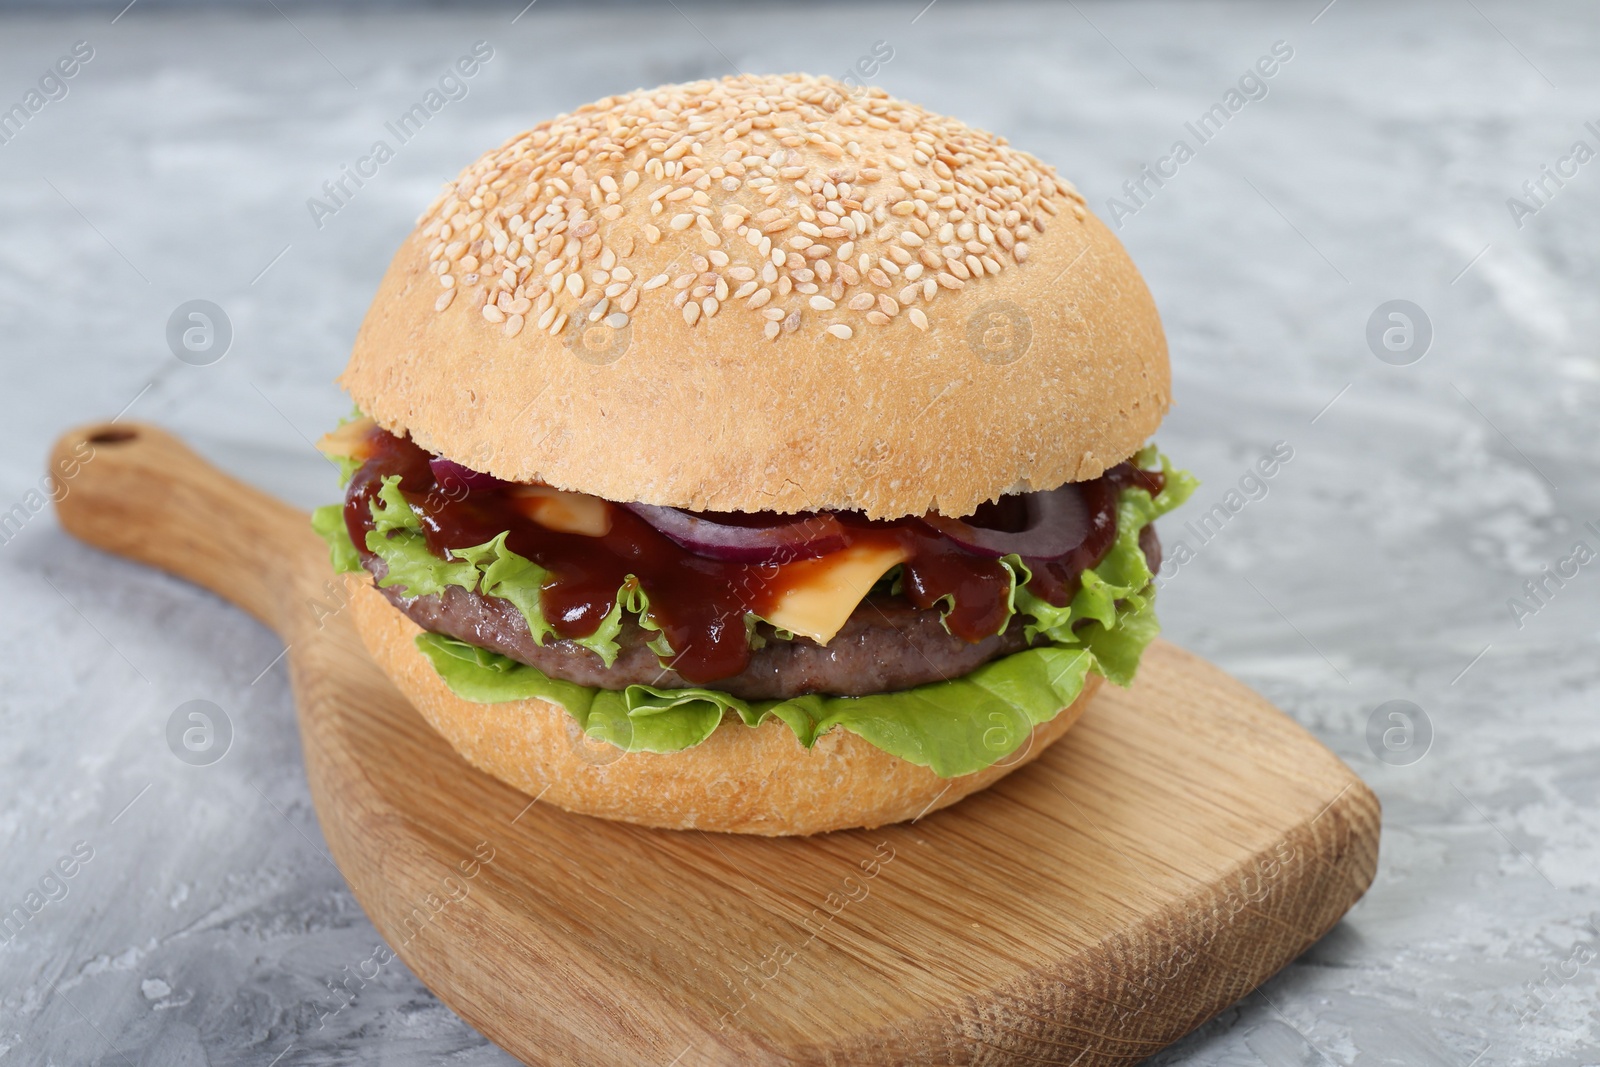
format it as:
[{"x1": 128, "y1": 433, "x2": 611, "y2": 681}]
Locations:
[
  {"x1": 313, "y1": 476, "x2": 631, "y2": 665},
  {"x1": 312, "y1": 455, "x2": 1195, "y2": 777}
]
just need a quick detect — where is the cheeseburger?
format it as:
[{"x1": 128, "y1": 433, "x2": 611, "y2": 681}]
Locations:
[{"x1": 313, "y1": 73, "x2": 1192, "y2": 835}]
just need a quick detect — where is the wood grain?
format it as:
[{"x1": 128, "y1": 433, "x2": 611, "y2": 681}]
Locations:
[{"x1": 51, "y1": 422, "x2": 1381, "y2": 1066}]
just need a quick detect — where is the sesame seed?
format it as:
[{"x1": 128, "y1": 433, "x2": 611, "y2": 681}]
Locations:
[
  {"x1": 684, "y1": 302, "x2": 701, "y2": 326},
  {"x1": 909, "y1": 308, "x2": 928, "y2": 330},
  {"x1": 504, "y1": 313, "x2": 525, "y2": 337},
  {"x1": 605, "y1": 312, "x2": 629, "y2": 328},
  {"x1": 417, "y1": 74, "x2": 1078, "y2": 340},
  {"x1": 827, "y1": 324, "x2": 852, "y2": 339}
]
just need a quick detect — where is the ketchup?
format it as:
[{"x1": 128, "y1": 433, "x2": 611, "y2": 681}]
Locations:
[{"x1": 345, "y1": 429, "x2": 1159, "y2": 684}]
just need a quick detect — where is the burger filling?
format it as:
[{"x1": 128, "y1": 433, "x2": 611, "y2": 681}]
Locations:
[{"x1": 313, "y1": 415, "x2": 1195, "y2": 776}]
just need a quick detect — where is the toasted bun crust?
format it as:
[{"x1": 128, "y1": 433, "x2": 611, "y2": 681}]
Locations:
[
  {"x1": 341, "y1": 73, "x2": 1168, "y2": 519},
  {"x1": 347, "y1": 576, "x2": 1097, "y2": 835}
]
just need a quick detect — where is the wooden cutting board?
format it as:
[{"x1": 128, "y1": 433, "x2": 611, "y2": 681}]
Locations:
[{"x1": 52, "y1": 422, "x2": 1380, "y2": 1066}]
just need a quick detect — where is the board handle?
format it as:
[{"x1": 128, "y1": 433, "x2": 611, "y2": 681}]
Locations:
[{"x1": 49, "y1": 421, "x2": 325, "y2": 639}]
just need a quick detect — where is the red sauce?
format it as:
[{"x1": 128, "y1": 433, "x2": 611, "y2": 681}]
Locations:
[{"x1": 345, "y1": 429, "x2": 1161, "y2": 684}]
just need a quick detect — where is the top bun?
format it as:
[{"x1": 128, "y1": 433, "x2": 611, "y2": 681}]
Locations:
[{"x1": 342, "y1": 74, "x2": 1169, "y2": 519}]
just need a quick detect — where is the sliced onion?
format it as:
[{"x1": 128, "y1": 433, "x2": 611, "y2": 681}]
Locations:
[
  {"x1": 429, "y1": 456, "x2": 506, "y2": 495},
  {"x1": 921, "y1": 484, "x2": 1092, "y2": 560},
  {"x1": 620, "y1": 502, "x2": 848, "y2": 564}
]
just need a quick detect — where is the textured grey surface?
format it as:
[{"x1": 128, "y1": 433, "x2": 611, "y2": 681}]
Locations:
[{"x1": 1, "y1": 2, "x2": 1597, "y2": 1064}]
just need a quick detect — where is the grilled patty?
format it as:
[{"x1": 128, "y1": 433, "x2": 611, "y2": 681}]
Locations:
[{"x1": 367, "y1": 525, "x2": 1158, "y2": 699}]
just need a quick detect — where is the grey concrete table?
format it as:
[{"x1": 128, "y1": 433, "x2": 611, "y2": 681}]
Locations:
[{"x1": 2, "y1": 2, "x2": 1596, "y2": 1064}]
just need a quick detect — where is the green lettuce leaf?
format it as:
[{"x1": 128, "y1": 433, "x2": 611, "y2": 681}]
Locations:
[
  {"x1": 311, "y1": 504, "x2": 363, "y2": 575},
  {"x1": 418, "y1": 631, "x2": 1095, "y2": 778},
  {"x1": 411, "y1": 455, "x2": 1195, "y2": 777},
  {"x1": 332, "y1": 475, "x2": 634, "y2": 665},
  {"x1": 315, "y1": 448, "x2": 1195, "y2": 776},
  {"x1": 367, "y1": 528, "x2": 480, "y2": 598},
  {"x1": 450, "y1": 532, "x2": 557, "y2": 646},
  {"x1": 333, "y1": 453, "x2": 364, "y2": 489},
  {"x1": 369, "y1": 474, "x2": 422, "y2": 536},
  {"x1": 1006, "y1": 452, "x2": 1197, "y2": 671}
]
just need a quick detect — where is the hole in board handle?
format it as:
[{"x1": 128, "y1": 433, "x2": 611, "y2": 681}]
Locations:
[{"x1": 86, "y1": 427, "x2": 138, "y2": 445}]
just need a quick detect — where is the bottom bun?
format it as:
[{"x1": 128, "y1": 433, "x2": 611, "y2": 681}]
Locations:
[{"x1": 347, "y1": 576, "x2": 1099, "y2": 835}]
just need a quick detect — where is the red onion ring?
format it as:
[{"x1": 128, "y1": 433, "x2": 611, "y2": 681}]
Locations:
[
  {"x1": 619, "y1": 502, "x2": 848, "y2": 564},
  {"x1": 921, "y1": 483, "x2": 1092, "y2": 560},
  {"x1": 429, "y1": 457, "x2": 506, "y2": 496}
]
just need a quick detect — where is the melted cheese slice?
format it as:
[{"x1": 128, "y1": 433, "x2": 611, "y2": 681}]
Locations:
[
  {"x1": 762, "y1": 540, "x2": 911, "y2": 645},
  {"x1": 315, "y1": 415, "x2": 377, "y2": 461},
  {"x1": 510, "y1": 486, "x2": 613, "y2": 538}
]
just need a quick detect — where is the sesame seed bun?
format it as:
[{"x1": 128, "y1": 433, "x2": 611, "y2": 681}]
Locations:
[
  {"x1": 340, "y1": 73, "x2": 1169, "y2": 520},
  {"x1": 346, "y1": 575, "x2": 1099, "y2": 835}
]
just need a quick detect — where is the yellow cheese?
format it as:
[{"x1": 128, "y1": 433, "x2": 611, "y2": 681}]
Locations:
[
  {"x1": 510, "y1": 486, "x2": 613, "y2": 538},
  {"x1": 762, "y1": 540, "x2": 910, "y2": 645},
  {"x1": 315, "y1": 415, "x2": 377, "y2": 460}
]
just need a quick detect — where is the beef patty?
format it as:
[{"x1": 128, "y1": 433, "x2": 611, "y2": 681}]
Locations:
[{"x1": 367, "y1": 525, "x2": 1159, "y2": 700}]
